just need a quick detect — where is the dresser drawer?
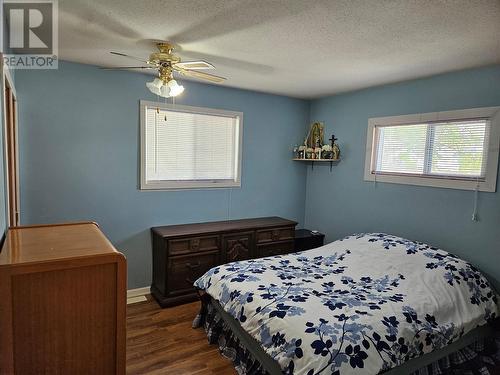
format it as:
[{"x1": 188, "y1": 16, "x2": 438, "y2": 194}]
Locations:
[
  {"x1": 168, "y1": 235, "x2": 220, "y2": 256},
  {"x1": 258, "y1": 241, "x2": 294, "y2": 257},
  {"x1": 256, "y1": 226, "x2": 294, "y2": 244},
  {"x1": 167, "y1": 252, "x2": 218, "y2": 295},
  {"x1": 222, "y1": 231, "x2": 254, "y2": 263}
]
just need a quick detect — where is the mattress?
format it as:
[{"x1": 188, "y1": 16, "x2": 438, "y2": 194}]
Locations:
[{"x1": 195, "y1": 233, "x2": 499, "y2": 375}]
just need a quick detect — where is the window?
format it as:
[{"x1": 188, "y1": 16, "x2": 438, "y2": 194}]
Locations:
[
  {"x1": 364, "y1": 107, "x2": 500, "y2": 192},
  {"x1": 140, "y1": 101, "x2": 242, "y2": 190}
]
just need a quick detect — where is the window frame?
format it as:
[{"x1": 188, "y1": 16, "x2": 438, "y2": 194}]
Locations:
[
  {"x1": 140, "y1": 100, "x2": 243, "y2": 190},
  {"x1": 364, "y1": 107, "x2": 500, "y2": 192}
]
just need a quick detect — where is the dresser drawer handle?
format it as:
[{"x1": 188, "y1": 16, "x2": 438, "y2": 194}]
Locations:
[
  {"x1": 190, "y1": 239, "x2": 200, "y2": 250},
  {"x1": 186, "y1": 261, "x2": 201, "y2": 270},
  {"x1": 271, "y1": 230, "x2": 280, "y2": 240}
]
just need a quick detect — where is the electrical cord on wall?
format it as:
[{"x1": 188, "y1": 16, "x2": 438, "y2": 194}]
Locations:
[
  {"x1": 472, "y1": 177, "x2": 480, "y2": 222},
  {"x1": 227, "y1": 188, "x2": 233, "y2": 222}
]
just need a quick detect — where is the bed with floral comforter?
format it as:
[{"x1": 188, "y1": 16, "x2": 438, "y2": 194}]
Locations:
[{"x1": 194, "y1": 233, "x2": 499, "y2": 375}]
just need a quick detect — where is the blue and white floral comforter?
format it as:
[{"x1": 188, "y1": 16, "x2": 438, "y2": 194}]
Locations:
[{"x1": 194, "y1": 233, "x2": 499, "y2": 375}]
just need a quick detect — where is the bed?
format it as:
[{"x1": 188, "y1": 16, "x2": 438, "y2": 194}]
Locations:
[{"x1": 193, "y1": 233, "x2": 499, "y2": 375}]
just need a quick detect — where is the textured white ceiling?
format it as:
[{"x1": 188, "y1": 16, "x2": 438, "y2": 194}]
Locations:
[{"x1": 59, "y1": 0, "x2": 500, "y2": 98}]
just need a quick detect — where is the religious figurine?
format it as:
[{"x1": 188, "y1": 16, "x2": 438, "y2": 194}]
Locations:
[
  {"x1": 295, "y1": 122, "x2": 329, "y2": 160},
  {"x1": 321, "y1": 144, "x2": 333, "y2": 159},
  {"x1": 306, "y1": 122, "x2": 325, "y2": 149},
  {"x1": 332, "y1": 143, "x2": 340, "y2": 160},
  {"x1": 314, "y1": 147, "x2": 322, "y2": 159},
  {"x1": 329, "y1": 134, "x2": 340, "y2": 160},
  {"x1": 298, "y1": 145, "x2": 306, "y2": 159}
]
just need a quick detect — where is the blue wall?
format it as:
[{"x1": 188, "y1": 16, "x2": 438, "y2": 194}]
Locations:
[
  {"x1": 16, "y1": 61, "x2": 309, "y2": 288},
  {"x1": 305, "y1": 65, "x2": 500, "y2": 287},
  {"x1": 15, "y1": 61, "x2": 500, "y2": 289}
]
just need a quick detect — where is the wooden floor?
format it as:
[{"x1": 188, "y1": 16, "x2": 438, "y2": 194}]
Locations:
[
  {"x1": 126, "y1": 297, "x2": 235, "y2": 374},
  {"x1": 127, "y1": 298, "x2": 500, "y2": 375}
]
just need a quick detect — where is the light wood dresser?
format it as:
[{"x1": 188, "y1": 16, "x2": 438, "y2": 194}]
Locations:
[{"x1": 0, "y1": 222, "x2": 126, "y2": 374}]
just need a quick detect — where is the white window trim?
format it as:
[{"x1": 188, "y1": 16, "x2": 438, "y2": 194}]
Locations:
[
  {"x1": 364, "y1": 106, "x2": 500, "y2": 192},
  {"x1": 140, "y1": 100, "x2": 243, "y2": 190}
]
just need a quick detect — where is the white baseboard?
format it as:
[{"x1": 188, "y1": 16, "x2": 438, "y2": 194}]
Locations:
[
  {"x1": 127, "y1": 286, "x2": 150, "y2": 299},
  {"x1": 127, "y1": 295, "x2": 147, "y2": 304}
]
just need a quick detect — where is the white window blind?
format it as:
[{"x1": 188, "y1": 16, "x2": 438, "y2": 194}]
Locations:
[
  {"x1": 140, "y1": 101, "x2": 242, "y2": 189},
  {"x1": 373, "y1": 119, "x2": 489, "y2": 180}
]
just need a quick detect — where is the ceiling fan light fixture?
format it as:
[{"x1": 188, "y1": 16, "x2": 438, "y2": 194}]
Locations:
[
  {"x1": 146, "y1": 80, "x2": 162, "y2": 96},
  {"x1": 167, "y1": 79, "x2": 178, "y2": 88},
  {"x1": 151, "y1": 78, "x2": 163, "y2": 88},
  {"x1": 160, "y1": 84, "x2": 171, "y2": 98},
  {"x1": 168, "y1": 80, "x2": 184, "y2": 97},
  {"x1": 174, "y1": 86, "x2": 184, "y2": 96},
  {"x1": 107, "y1": 42, "x2": 226, "y2": 98},
  {"x1": 146, "y1": 76, "x2": 185, "y2": 98}
]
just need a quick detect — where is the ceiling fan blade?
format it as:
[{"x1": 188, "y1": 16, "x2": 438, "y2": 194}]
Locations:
[
  {"x1": 175, "y1": 68, "x2": 226, "y2": 83},
  {"x1": 99, "y1": 66, "x2": 154, "y2": 70},
  {"x1": 110, "y1": 51, "x2": 150, "y2": 63},
  {"x1": 180, "y1": 50, "x2": 273, "y2": 74},
  {"x1": 174, "y1": 60, "x2": 214, "y2": 70}
]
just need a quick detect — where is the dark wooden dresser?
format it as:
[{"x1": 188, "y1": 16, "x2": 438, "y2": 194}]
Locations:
[
  {"x1": 0, "y1": 222, "x2": 126, "y2": 374},
  {"x1": 151, "y1": 216, "x2": 297, "y2": 307}
]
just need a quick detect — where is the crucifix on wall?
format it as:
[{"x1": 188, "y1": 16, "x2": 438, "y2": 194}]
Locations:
[
  {"x1": 329, "y1": 134, "x2": 340, "y2": 160},
  {"x1": 329, "y1": 134, "x2": 338, "y2": 149}
]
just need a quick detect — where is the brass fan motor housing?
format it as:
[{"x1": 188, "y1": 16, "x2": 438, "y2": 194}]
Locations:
[
  {"x1": 158, "y1": 66, "x2": 174, "y2": 83},
  {"x1": 148, "y1": 43, "x2": 181, "y2": 67}
]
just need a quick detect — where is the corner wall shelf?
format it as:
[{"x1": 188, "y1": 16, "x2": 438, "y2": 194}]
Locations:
[{"x1": 293, "y1": 158, "x2": 341, "y2": 171}]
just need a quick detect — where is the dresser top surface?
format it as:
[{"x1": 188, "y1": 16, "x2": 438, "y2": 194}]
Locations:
[
  {"x1": 0, "y1": 222, "x2": 120, "y2": 266},
  {"x1": 152, "y1": 216, "x2": 297, "y2": 238}
]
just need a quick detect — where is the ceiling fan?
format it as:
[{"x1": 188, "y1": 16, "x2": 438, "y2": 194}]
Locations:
[{"x1": 102, "y1": 42, "x2": 227, "y2": 98}]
